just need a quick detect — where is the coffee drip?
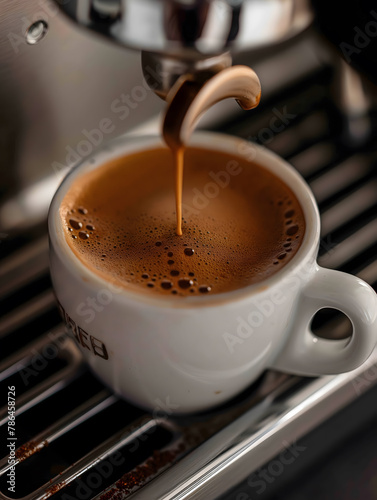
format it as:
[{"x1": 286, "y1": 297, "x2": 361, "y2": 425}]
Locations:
[{"x1": 162, "y1": 66, "x2": 261, "y2": 235}]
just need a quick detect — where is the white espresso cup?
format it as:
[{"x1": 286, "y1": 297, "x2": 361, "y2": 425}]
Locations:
[{"x1": 49, "y1": 132, "x2": 377, "y2": 414}]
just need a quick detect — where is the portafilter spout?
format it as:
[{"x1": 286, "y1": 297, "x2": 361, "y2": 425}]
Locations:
[{"x1": 53, "y1": 0, "x2": 313, "y2": 98}]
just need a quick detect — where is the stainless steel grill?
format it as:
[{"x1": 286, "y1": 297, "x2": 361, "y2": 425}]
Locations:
[{"x1": 1, "y1": 45, "x2": 377, "y2": 500}]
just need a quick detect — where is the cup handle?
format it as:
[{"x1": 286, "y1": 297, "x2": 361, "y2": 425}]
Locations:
[{"x1": 271, "y1": 265, "x2": 377, "y2": 376}]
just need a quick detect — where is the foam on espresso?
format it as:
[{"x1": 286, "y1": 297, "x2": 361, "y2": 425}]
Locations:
[{"x1": 60, "y1": 147, "x2": 305, "y2": 297}]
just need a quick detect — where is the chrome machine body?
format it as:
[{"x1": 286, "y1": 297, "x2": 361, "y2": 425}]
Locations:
[{"x1": 54, "y1": 0, "x2": 314, "y2": 97}]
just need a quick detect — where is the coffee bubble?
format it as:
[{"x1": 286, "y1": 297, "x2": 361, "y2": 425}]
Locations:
[
  {"x1": 69, "y1": 219, "x2": 82, "y2": 230},
  {"x1": 286, "y1": 225, "x2": 299, "y2": 236},
  {"x1": 178, "y1": 278, "x2": 194, "y2": 289},
  {"x1": 161, "y1": 280, "x2": 173, "y2": 290}
]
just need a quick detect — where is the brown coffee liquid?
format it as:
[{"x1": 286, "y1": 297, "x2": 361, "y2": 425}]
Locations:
[
  {"x1": 174, "y1": 148, "x2": 184, "y2": 236},
  {"x1": 60, "y1": 147, "x2": 305, "y2": 297},
  {"x1": 162, "y1": 66, "x2": 262, "y2": 236}
]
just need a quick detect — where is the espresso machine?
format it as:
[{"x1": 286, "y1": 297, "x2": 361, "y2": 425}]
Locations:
[{"x1": 1, "y1": 1, "x2": 377, "y2": 499}]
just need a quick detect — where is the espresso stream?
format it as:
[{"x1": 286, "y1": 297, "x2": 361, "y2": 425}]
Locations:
[
  {"x1": 60, "y1": 66, "x2": 305, "y2": 296},
  {"x1": 163, "y1": 66, "x2": 262, "y2": 235}
]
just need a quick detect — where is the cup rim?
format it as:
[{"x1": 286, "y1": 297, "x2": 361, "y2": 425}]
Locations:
[{"x1": 49, "y1": 131, "x2": 320, "y2": 308}]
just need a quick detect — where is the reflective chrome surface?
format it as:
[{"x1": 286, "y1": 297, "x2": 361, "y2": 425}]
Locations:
[
  {"x1": 54, "y1": 0, "x2": 314, "y2": 55},
  {"x1": 133, "y1": 351, "x2": 377, "y2": 499},
  {"x1": 53, "y1": 0, "x2": 314, "y2": 96},
  {"x1": 141, "y1": 51, "x2": 233, "y2": 100}
]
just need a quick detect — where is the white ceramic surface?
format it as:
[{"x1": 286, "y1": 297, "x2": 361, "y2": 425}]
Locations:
[{"x1": 49, "y1": 132, "x2": 377, "y2": 414}]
